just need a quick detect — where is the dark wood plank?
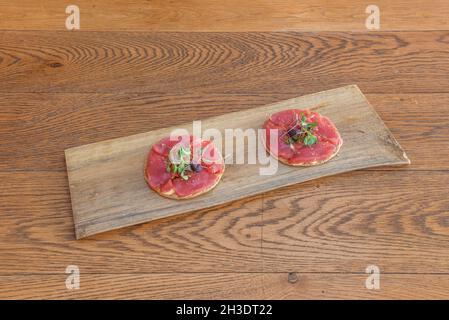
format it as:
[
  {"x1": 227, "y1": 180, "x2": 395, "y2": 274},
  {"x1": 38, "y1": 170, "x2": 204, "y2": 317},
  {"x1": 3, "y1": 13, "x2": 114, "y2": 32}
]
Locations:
[
  {"x1": 2, "y1": 273, "x2": 449, "y2": 299},
  {"x1": 261, "y1": 171, "x2": 449, "y2": 273},
  {"x1": 0, "y1": 18, "x2": 447, "y2": 299},
  {"x1": 0, "y1": 171, "x2": 262, "y2": 273},
  {"x1": 365, "y1": 93, "x2": 449, "y2": 171},
  {"x1": 263, "y1": 273, "x2": 449, "y2": 299},
  {"x1": 0, "y1": 93, "x2": 447, "y2": 171},
  {"x1": 1, "y1": 31, "x2": 448, "y2": 94},
  {"x1": 1, "y1": 170, "x2": 448, "y2": 273},
  {"x1": 0, "y1": 273, "x2": 264, "y2": 300},
  {"x1": 1, "y1": 0, "x2": 448, "y2": 32}
]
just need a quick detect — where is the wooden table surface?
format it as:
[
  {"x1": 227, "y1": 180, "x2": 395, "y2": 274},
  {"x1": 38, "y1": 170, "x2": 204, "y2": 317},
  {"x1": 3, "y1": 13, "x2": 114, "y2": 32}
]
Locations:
[{"x1": 1, "y1": 1, "x2": 448, "y2": 299}]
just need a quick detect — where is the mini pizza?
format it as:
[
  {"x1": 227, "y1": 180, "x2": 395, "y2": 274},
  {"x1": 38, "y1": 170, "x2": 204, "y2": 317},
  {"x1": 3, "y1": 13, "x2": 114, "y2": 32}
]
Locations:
[
  {"x1": 145, "y1": 135, "x2": 225, "y2": 199},
  {"x1": 263, "y1": 109, "x2": 342, "y2": 166}
]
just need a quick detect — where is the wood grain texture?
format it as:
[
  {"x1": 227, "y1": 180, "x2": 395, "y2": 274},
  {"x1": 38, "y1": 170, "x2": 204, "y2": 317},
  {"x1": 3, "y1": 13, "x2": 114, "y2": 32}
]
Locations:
[
  {"x1": 0, "y1": 5, "x2": 447, "y2": 298},
  {"x1": 1, "y1": 0, "x2": 448, "y2": 31},
  {"x1": 366, "y1": 94, "x2": 449, "y2": 171},
  {"x1": 0, "y1": 170, "x2": 263, "y2": 273},
  {"x1": 261, "y1": 171, "x2": 449, "y2": 273},
  {"x1": 262, "y1": 273, "x2": 449, "y2": 300},
  {"x1": 65, "y1": 86, "x2": 409, "y2": 238},
  {"x1": 2, "y1": 273, "x2": 449, "y2": 299},
  {"x1": 1, "y1": 31, "x2": 449, "y2": 94},
  {"x1": 1, "y1": 273, "x2": 264, "y2": 300},
  {"x1": 0, "y1": 93, "x2": 447, "y2": 172},
  {"x1": 2, "y1": 171, "x2": 447, "y2": 273}
]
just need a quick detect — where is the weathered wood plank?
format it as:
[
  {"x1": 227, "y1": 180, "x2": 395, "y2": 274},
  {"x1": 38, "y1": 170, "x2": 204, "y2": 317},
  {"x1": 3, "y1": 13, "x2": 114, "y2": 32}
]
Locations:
[
  {"x1": 1, "y1": 171, "x2": 447, "y2": 273},
  {"x1": 1, "y1": 0, "x2": 448, "y2": 32},
  {"x1": 0, "y1": 93, "x2": 447, "y2": 171},
  {"x1": 1, "y1": 31, "x2": 448, "y2": 94},
  {"x1": 1, "y1": 273, "x2": 449, "y2": 299},
  {"x1": 64, "y1": 86, "x2": 408, "y2": 238}
]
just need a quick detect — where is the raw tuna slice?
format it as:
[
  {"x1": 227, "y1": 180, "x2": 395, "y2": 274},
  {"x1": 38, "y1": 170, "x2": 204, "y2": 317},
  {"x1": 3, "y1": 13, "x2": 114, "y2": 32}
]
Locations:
[
  {"x1": 145, "y1": 135, "x2": 225, "y2": 199},
  {"x1": 263, "y1": 109, "x2": 342, "y2": 166}
]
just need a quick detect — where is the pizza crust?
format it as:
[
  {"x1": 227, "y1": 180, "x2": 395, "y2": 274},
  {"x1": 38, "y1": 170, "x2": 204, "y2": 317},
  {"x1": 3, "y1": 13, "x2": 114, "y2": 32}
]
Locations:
[
  {"x1": 267, "y1": 138, "x2": 343, "y2": 167},
  {"x1": 263, "y1": 109, "x2": 343, "y2": 166},
  {"x1": 144, "y1": 159, "x2": 225, "y2": 199},
  {"x1": 144, "y1": 138, "x2": 225, "y2": 200}
]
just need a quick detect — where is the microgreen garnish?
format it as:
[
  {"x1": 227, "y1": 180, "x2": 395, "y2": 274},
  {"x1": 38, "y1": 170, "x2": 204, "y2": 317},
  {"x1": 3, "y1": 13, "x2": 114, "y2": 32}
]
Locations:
[
  {"x1": 284, "y1": 113, "x2": 318, "y2": 146},
  {"x1": 303, "y1": 134, "x2": 317, "y2": 146},
  {"x1": 166, "y1": 145, "x2": 201, "y2": 180}
]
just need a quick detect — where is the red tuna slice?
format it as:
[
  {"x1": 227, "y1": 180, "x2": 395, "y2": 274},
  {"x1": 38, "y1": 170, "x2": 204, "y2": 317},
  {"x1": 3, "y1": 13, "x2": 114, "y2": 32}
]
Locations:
[
  {"x1": 145, "y1": 135, "x2": 225, "y2": 199},
  {"x1": 199, "y1": 140, "x2": 216, "y2": 162},
  {"x1": 263, "y1": 119, "x2": 294, "y2": 160},
  {"x1": 145, "y1": 150, "x2": 171, "y2": 190},
  {"x1": 152, "y1": 135, "x2": 187, "y2": 156},
  {"x1": 290, "y1": 140, "x2": 339, "y2": 165},
  {"x1": 269, "y1": 109, "x2": 296, "y2": 128},
  {"x1": 172, "y1": 170, "x2": 219, "y2": 198},
  {"x1": 263, "y1": 109, "x2": 342, "y2": 166},
  {"x1": 200, "y1": 140, "x2": 225, "y2": 174},
  {"x1": 206, "y1": 163, "x2": 224, "y2": 174},
  {"x1": 160, "y1": 179, "x2": 174, "y2": 194},
  {"x1": 313, "y1": 114, "x2": 342, "y2": 145}
]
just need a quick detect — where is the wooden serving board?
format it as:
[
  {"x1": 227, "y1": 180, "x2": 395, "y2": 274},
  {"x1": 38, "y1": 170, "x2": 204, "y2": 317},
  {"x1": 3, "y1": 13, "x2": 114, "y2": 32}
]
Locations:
[{"x1": 65, "y1": 85, "x2": 409, "y2": 239}]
